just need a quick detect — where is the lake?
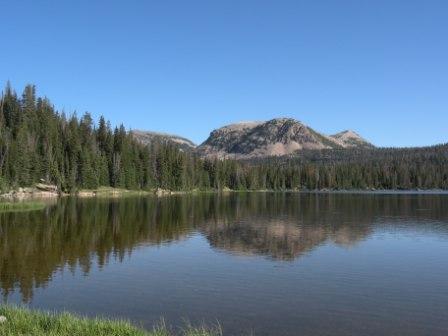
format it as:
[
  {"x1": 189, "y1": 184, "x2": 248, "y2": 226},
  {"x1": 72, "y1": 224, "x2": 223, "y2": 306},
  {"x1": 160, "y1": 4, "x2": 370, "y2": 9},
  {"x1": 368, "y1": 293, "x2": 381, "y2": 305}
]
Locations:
[{"x1": 1, "y1": 193, "x2": 448, "y2": 335}]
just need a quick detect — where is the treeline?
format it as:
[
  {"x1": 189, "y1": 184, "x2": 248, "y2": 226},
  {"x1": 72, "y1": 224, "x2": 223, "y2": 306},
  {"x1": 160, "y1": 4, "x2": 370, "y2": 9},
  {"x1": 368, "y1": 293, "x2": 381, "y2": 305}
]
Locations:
[
  {"x1": 0, "y1": 83, "x2": 206, "y2": 191},
  {"x1": 245, "y1": 146, "x2": 448, "y2": 190},
  {"x1": 0, "y1": 83, "x2": 447, "y2": 192}
]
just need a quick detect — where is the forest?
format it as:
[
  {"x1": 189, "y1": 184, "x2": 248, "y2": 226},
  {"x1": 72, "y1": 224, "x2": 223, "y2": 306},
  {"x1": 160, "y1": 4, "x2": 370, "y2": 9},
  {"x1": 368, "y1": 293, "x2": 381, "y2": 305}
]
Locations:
[{"x1": 0, "y1": 83, "x2": 447, "y2": 192}]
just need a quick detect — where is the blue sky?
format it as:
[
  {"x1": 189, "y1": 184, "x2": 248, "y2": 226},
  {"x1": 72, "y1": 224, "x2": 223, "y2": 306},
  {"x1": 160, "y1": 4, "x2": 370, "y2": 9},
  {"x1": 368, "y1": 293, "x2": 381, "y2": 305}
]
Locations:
[{"x1": 1, "y1": 0, "x2": 447, "y2": 147}]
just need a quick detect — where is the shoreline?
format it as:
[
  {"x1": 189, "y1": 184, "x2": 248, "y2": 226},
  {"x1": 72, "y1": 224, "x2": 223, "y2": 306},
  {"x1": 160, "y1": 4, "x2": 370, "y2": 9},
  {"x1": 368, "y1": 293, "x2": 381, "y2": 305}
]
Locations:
[{"x1": 1, "y1": 186, "x2": 448, "y2": 202}]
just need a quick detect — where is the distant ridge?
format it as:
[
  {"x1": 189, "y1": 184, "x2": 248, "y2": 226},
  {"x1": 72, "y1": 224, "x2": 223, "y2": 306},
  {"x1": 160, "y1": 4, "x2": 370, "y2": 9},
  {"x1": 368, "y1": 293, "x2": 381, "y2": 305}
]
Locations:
[
  {"x1": 196, "y1": 118, "x2": 373, "y2": 159},
  {"x1": 329, "y1": 130, "x2": 373, "y2": 148},
  {"x1": 131, "y1": 130, "x2": 196, "y2": 151},
  {"x1": 132, "y1": 118, "x2": 374, "y2": 159}
]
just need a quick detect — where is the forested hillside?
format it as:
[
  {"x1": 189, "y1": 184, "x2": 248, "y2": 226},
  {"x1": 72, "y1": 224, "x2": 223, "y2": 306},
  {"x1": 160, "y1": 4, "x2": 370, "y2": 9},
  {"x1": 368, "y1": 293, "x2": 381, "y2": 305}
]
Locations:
[
  {"x1": 0, "y1": 83, "x2": 207, "y2": 192},
  {"x1": 0, "y1": 83, "x2": 447, "y2": 192},
  {"x1": 248, "y1": 146, "x2": 448, "y2": 190}
]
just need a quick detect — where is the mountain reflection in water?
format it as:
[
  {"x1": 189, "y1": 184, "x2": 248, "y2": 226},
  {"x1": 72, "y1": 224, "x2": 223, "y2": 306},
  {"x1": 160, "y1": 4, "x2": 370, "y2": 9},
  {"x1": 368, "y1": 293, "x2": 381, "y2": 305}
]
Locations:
[{"x1": 0, "y1": 193, "x2": 447, "y2": 303}]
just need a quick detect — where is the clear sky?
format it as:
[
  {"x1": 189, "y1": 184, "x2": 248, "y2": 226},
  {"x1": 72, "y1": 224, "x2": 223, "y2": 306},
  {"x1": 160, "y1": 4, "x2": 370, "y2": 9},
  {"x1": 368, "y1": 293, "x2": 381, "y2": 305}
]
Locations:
[{"x1": 1, "y1": 0, "x2": 447, "y2": 147}]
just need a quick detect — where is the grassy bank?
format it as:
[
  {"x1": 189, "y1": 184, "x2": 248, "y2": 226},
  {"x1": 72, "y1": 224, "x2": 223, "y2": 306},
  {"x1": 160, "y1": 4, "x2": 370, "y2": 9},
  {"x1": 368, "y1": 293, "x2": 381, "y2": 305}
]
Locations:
[
  {"x1": 0, "y1": 306, "x2": 221, "y2": 336},
  {"x1": 0, "y1": 201, "x2": 46, "y2": 213}
]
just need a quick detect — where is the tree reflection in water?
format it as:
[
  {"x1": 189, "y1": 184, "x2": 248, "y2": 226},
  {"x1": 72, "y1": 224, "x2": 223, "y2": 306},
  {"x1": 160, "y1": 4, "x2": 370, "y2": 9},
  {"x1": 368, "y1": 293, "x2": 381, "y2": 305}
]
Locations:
[{"x1": 0, "y1": 193, "x2": 447, "y2": 302}]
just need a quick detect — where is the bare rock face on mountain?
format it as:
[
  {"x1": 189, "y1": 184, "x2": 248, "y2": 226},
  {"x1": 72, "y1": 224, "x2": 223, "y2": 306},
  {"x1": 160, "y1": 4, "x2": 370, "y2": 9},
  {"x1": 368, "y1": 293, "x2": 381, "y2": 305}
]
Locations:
[
  {"x1": 197, "y1": 118, "x2": 373, "y2": 159},
  {"x1": 131, "y1": 130, "x2": 196, "y2": 151},
  {"x1": 196, "y1": 121, "x2": 264, "y2": 157}
]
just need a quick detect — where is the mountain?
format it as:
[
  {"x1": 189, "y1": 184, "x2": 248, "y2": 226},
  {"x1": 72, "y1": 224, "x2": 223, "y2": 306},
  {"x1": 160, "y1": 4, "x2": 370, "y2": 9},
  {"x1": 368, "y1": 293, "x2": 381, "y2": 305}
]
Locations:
[
  {"x1": 196, "y1": 118, "x2": 373, "y2": 159},
  {"x1": 131, "y1": 130, "x2": 196, "y2": 151},
  {"x1": 329, "y1": 130, "x2": 373, "y2": 148}
]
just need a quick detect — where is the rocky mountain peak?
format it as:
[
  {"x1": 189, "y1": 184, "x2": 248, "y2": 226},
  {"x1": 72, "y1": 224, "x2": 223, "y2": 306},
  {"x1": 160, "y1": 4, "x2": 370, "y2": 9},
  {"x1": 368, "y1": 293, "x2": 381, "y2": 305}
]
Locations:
[{"x1": 197, "y1": 118, "x2": 374, "y2": 158}]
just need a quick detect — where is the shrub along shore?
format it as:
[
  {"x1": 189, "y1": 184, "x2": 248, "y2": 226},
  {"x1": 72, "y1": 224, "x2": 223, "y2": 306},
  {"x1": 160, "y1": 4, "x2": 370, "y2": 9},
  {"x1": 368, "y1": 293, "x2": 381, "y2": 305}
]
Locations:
[
  {"x1": 0, "y1": 305, "x2": 220, "y2": 336},
  {"x1": 0, "y1": 186, "x2": 175, "y2": 201}
]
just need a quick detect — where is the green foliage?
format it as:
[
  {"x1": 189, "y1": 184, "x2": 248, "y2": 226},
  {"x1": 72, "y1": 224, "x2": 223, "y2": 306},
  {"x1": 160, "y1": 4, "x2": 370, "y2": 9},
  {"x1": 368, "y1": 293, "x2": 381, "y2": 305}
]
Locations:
[{"x1": 0, "y1": 83, "x2": 447, "y2": 192}]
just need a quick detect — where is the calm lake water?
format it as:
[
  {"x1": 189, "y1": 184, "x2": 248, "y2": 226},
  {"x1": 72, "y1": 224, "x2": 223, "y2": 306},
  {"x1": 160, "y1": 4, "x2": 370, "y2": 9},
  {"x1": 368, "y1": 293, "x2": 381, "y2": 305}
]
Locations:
[{"x1": 1, "y1": 193, "x2": 448, "y2": 335}]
